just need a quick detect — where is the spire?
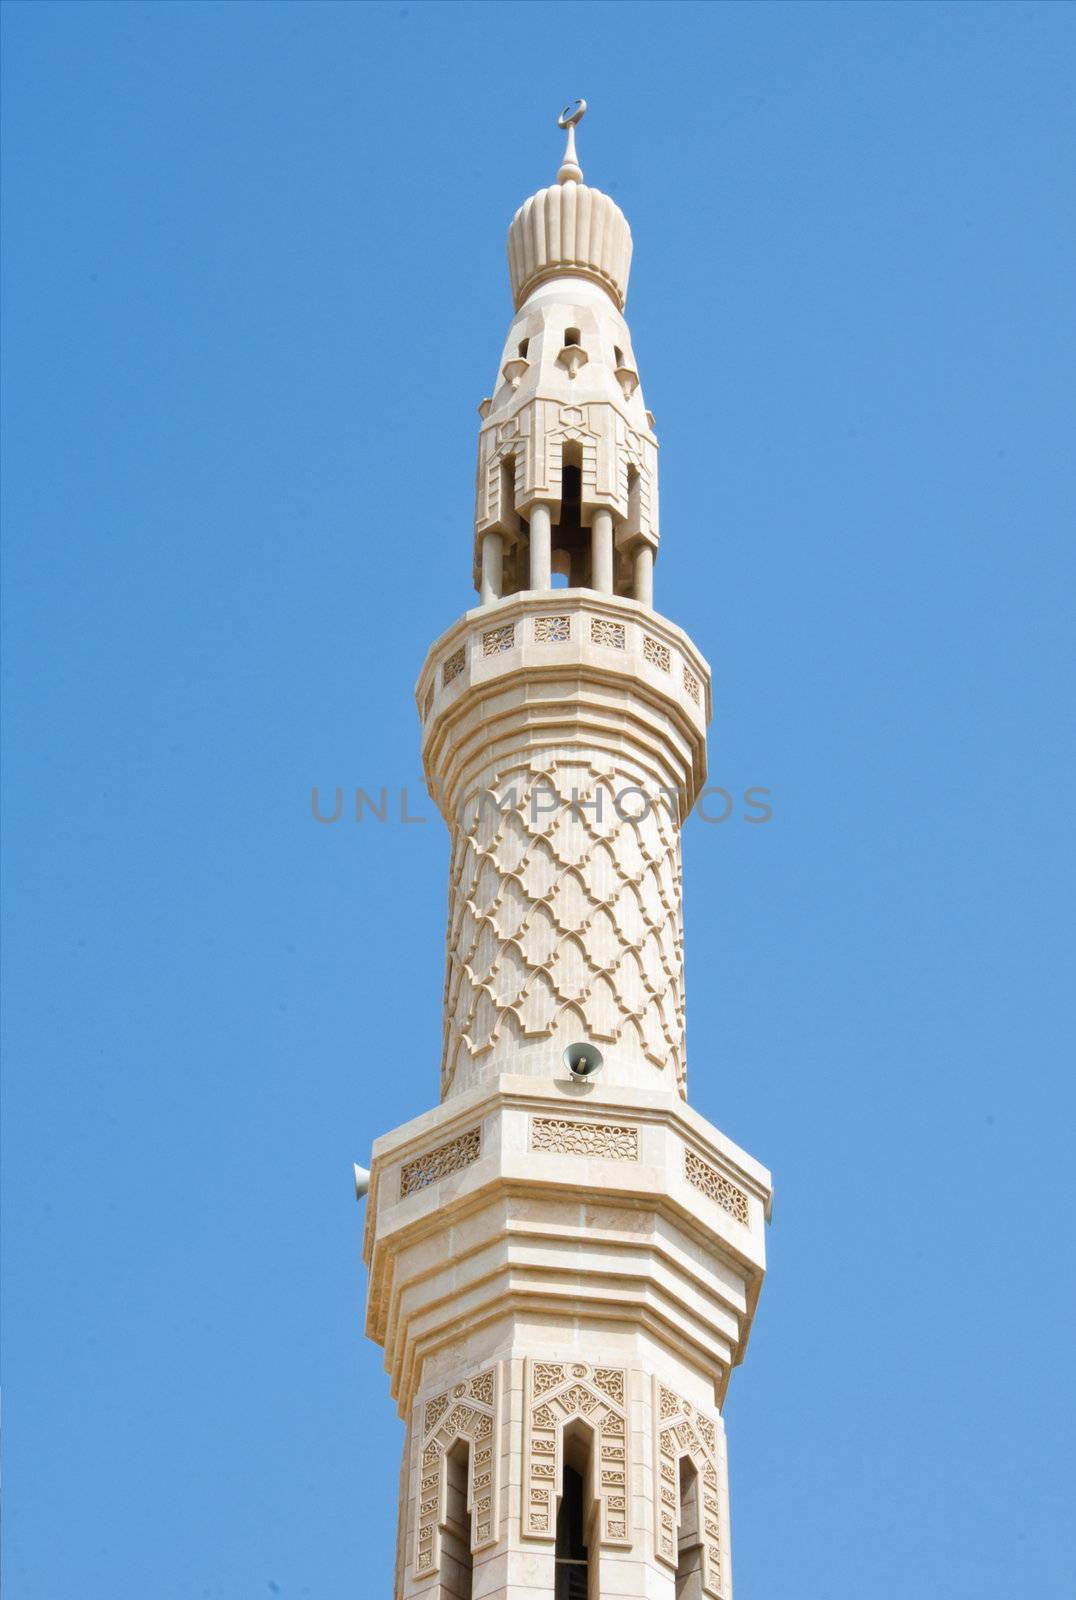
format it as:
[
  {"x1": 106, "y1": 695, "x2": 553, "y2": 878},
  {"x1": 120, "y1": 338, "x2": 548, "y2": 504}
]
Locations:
[
  {"x1": 556, "y1": 99, "x2": 586, "y2": 184},
  {"x1": 507, "y1": 100, "x2": 633, "y2": 311}
]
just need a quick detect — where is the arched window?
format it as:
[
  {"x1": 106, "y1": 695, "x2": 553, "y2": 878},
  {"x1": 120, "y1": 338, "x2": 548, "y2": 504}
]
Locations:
[
  {"x1": 555, "y1": 1421, "x2": 596, "y2": 1599},
  {"x1": 675, "y1": 1456, "x2": 704, "y2": 1600},
  {"x1": 441, "y1": 1439, "x2": 473, "y2": 1600},
  {"x1": 551, "y1": 441, "x2": 589, "y2": 587}
]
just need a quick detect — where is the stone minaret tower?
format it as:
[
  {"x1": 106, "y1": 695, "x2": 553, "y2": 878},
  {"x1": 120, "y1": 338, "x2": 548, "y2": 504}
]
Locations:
[{"x1": 361, "y1": 105, "x2": 771, "y2": 1600}]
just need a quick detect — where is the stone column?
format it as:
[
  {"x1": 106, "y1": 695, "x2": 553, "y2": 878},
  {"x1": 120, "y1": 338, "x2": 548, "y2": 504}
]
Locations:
[
  {"x1": 634, "y1": 543, "x2": 654, "y2": 608},
  {"x1": 528, "y1": 503, "x2": 552, "y2": 590},
  {"x1": 592, "y1": 508, "x2": 614, "y2": 595},
  {"x1": 480, "y1": 531, "x2": 503, "y2": 606}
]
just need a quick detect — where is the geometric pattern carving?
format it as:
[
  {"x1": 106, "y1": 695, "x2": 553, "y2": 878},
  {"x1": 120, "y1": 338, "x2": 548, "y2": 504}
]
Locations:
[
  {"x1": 413, "y1": 1365, "x2": 501, "y2": 1579},
  {"x1": 441, "y1": 758, "x2": 686, "y2": 1095},
  {"x1": 643, "y1": 634, "x2": 671, "y2": 672},
  {"x1": 531, "y1": 1116, "x2": 638, "y2": 1159},
  {"x1": 591, "y1": 617, "x2": 626, "y2": 649},
  {"x1": 653, "y1": 1379, "x2": 729, "y2": 1598},
  {"x1": 474, "y1": 397, "x2": 659, "y2": 558},
  {"x1": 684, "y1": 1148, "x2": 749, "y2": 1225},
  {"x1": 682, "y1": 664, "x2": 700, "y2": 704},
  {"x1": 443, "y1": 646, "x2": 466, "y2": 686},
  {"x1": 523, "y1": 1360, "x2": 631, "y2": 1546},
  {"x1": 482, "y1": 623, "x2": 515, "y2": 656},
  {"x1": 400, "y1": 1127, "x2": 481, "y2": 1198},
  {"x1": 534, "y1": 614, "x2": 571, "y2": 643}
]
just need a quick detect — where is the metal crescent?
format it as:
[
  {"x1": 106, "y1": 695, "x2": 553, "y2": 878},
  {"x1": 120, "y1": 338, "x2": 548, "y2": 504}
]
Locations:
[{"x1": 557, "y1": 99, "x2": 587, "y2": 130}]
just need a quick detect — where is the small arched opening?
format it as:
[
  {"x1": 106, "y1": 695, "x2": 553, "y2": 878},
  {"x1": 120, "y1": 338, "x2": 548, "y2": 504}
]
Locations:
[
  {"x1": 675, "y1": 1455, "x2": 704, "y2": 1600},
  {"x1": 555, "y1": 1420, "x2": 597, "y2": 1600},
  {"x1": 551, "y1": 441, "x2": 590, "y2": 587},
  {"x1": 441, "y1": 1439, "x2": 473, "y2": 1600}
]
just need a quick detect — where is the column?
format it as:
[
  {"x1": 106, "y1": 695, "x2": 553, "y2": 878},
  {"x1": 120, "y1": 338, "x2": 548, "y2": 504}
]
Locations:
[
  {"x1": 480, "y1": 530, "x2": 503, "y2": 606},
  {"x1": 529, "y1": 503, "x2": 552, "y2": 590},
  {"x1": 592, "y1": 508, "x2": 614, "y2": 595},
  {"x1": 633, "y1": 543, "x2": 654, "y2": 608}
]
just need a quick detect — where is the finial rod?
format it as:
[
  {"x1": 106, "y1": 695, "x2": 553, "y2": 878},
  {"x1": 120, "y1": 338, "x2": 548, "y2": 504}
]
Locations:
[{"x1": 557, "y1": 99, "x2": 586, "y2": 185}]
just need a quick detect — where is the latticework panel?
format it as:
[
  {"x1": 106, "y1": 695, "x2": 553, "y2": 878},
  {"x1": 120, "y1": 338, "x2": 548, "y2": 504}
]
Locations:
[
  {"x1": 653, "y1": 1379, "x2": 731, "y2": 1599},
  {"x1": 440, "y1": 757, "x2": 686, "y2": 1097},
  {"x1": 523, "y1": 1360, "x2": 631, "y2": 1546},
  {"x1": 413, "y1": 1366, "x2": 501, "y2": 1581}
]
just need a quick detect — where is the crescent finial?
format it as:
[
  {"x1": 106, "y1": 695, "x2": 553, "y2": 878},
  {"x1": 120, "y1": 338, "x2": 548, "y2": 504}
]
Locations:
[{"x1": 556, "y1": 99, "x2": 587, "y2": 185}]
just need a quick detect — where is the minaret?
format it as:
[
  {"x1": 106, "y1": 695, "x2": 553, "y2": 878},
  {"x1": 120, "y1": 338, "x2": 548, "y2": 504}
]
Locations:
[{"x1": 362, "y1": 105, "x2": 771, "y2": 1600}]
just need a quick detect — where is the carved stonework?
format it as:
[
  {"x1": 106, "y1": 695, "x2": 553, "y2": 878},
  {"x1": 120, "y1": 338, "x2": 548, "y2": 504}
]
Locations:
[
  {"x1": 399, "y1": 1127, "x2": 481, "y2": 1198},
  {"x1": 684, "y1": 1148, "x2": 749, "y2": 1225},
  {"x1": 474, "y1": 394, "x2": 660, "y2": 565},
  {"x1": 530, "y1": 1116, "x2": 639, "y2": 1159},
  {"x1": 441, "y1": 757, "x2": 686, "y2": 1095},
  {"x1": 653, "y1": 1379, "x2": 730, "y2": 1599},
  {"x1": 523, "y1": 1359, "x2": 631, "y2": 1547},
  {"x1": 413, "y1": 1365, "x2": 501, "y2": 1581}
]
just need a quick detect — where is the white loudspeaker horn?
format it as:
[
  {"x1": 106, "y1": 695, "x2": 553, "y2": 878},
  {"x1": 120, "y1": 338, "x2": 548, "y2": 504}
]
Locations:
[
  {"x1": 563, "y1": 1042, "x2": 604, "y2": 1079},
  {"x1": 353, "y1": 1163, "x2": 371, "y2": 1200}
]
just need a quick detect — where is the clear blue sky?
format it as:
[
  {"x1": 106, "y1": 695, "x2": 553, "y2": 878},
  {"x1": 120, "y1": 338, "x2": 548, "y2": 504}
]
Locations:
[{"x1": 2, "y1": 2, "x2": 1074, "y2": 1596}]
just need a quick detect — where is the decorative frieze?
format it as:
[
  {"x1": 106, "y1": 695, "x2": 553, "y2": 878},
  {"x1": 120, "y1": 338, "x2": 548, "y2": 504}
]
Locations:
[
  {"x1": 400, "y1": 1127, "x2": 481, "y2": 1198},
  {"x1": 523, "y1": 1359, "x2": 631, "y2": 1546},
  {"x1": 413, "y1": 1365, "x2": 501, "y2": 1580},
  {"x1": 684, "y1": 1148, "x2": 749, "y2": 1225},
  {"x1": 683, "y1": 664, "x2": 700, "y2": 705},
  {"x1": 654, "y1": 1379, "x2": 730, "y2": 1598},
  {"x1": 644, "y1": 634, "x2": 671, "y2": 672},
  {"x1": 442, "y1": 646, "x2": 466, "y2": 686},
  {"x1": 530, "y1": 1116, "x2": 639, "y2": 1160},
  {"x1": 482, "y1": 623, "x2": 515, "y2": 656},
  {"x1": 533, "y1": 614, "x2": 571, "y2": 642},
  {"x1": 591, "y1": 616, "x2": 626, "y2": 649}
]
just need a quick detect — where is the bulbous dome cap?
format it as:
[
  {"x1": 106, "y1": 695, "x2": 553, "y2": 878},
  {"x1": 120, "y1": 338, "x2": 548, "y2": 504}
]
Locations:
[{"x1": 506, "y1": 103, "x2": 633, "y2": 311}]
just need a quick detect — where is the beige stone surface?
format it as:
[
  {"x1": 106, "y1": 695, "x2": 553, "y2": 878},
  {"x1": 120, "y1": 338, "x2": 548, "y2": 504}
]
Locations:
[{"x1": 361, "y1": 112, "x2": 770, "y2": 1600}]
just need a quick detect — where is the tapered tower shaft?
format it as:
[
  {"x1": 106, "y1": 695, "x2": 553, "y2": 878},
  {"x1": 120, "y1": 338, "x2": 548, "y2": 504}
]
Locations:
[{"x1": 362, "y1": 109, "x2": 770, "y2": 1600}]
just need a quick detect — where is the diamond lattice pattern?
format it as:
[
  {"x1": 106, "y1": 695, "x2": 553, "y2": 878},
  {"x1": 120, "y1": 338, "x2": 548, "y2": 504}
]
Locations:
[{"x1": 442, "y1": 759, "x2": 686, "y2": 1095}]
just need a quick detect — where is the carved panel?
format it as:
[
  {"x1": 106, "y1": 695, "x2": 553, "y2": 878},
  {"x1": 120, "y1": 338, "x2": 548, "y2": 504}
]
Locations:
[
  {"x1": 482, "y1": 623, "x2": 515, "y2": 656},
  {"x1": 533, "y1": 614, "x2": 571, "y2": 643},
  {"x1": 441, "y1": 758, "x2": 686, "y2": 1095},
  {"x1": 530, "y1": 1116, "x2": 639, "y2": 1160},
  {"x1": 400, "y1": 1127, "x2": 481, "y2": 1198},
  {"x1": 683, "y1": 664, "x2": 700, "y2": 705},
  {"x1": 523, "y1": 1360, "x2": 631, "y2": 1547},
  {"x1": 653, "y1": 1379, "x2": 730, "y2": 1598},
  {"x1": 684, "y1": 1149, "x2": 749, "y2": 1225},
  {"x1": 643, "y1": 635, "x2": 671, "y2": 672},
  {"x1": 442, "y1": 646, "x2": 466, "y2": 686},
  {"x1": 590, "y1": 617, "x2": 626, "y2": 650},
  {"x1": 413, "y1": 1365, "x2": 501, "y2": 1580}
]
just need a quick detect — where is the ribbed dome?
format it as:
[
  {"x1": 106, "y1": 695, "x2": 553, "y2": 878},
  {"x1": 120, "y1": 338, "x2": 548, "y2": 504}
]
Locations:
[{"x1": 507, "y1": 181, "x2": 633, "y2": 311}]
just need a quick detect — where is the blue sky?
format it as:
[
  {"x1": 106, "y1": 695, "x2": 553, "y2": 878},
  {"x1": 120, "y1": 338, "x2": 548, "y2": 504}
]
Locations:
[{"x1": 2, "y1": 2, "x2": 1074, "y2": 1596}]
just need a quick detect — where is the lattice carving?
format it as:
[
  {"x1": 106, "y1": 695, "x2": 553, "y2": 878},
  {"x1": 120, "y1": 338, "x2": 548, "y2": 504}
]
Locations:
[
  {"x1": 591, "y1": 617, "x2": 626, "y2": 649},
  {"x1": 531, "y1": 1116, "x2": 638, "y2": 1160},
  {"x1": 523, "y1": 1360, "x2": 631, "y2": 1546},
  {"x1": 482, "y1": 623, "x2": 515, "y2": 656},
  {"x1": 400, "y1": 1127, "x2": 481, "y2": 1198},
  {"x1": 683, "y1": 664, "x2": 700, "y2": 705},
  {"x1": 413, "y1": 1365, "x2": 501, "y2": 1579},
  {"x1": 643, "y1": 635, "x2": 671, "y2": 672},
  {"x1": 442, "y1": 646, "x2": 466, "y2": 686},
  {"x1": 653, "y1": 1379, "x2": 730, "y2": 1598},
  {"x1": 534, "y1": 614, "x2": 570, "y2": 643},
  {"x1": 684, "y1": 1149, "x2": 749, "y2": 1225},
  {"x1": 440, "y1": 757, "x2": 686, "y2": 1095}
]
